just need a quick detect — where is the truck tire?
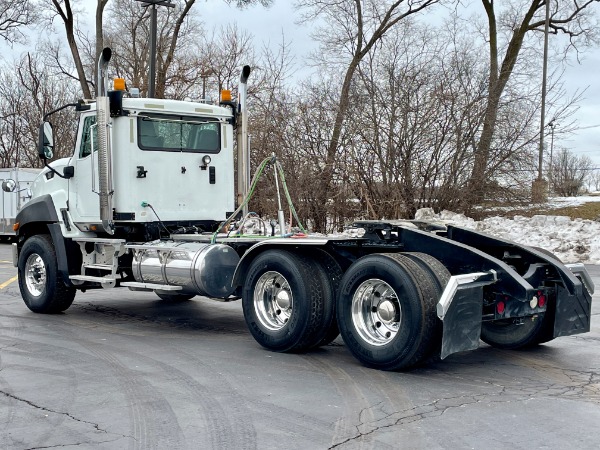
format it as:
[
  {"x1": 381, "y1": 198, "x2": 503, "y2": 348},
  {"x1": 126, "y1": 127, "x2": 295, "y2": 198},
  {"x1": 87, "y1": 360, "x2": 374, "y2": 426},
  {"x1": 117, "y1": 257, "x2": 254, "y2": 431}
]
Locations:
[
  {"x1": 402, "y1": 252, "x2": 450, "y2": 293},
  {"x1": 337, "y1": 253, "x2": 440, "y2": 370},
  {"x1": 155, "y1": 292, "x2": 195, "y2": 302},
  {"x1": 242, "y1": 249, "x2": 330, "y2": 352},
  {"x1": 305, "y1": 249, "x2": 342, "y2": 348},
  {"x1": 481, "y1": 246, "x2": 559, "y2": 349},
  {"x1": 480, "y1": 315, "x2": 546, "y2": 349},
  {"x1": 402, "y1": 252, "x2": 450, "y2": 360},
  {"x1": 18, "y1": 234, "x2": 76, "y2": 314}
]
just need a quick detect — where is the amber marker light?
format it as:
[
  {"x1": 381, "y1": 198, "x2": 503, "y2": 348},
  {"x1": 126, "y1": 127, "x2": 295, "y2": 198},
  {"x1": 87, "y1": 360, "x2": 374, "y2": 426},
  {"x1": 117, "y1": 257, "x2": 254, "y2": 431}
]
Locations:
[
  {"x1": 114, "y1": 78, "x2": 126, "y2": 91},
  {"x1": 220, "y1": 89, "x2": 232, "y2": 102}
]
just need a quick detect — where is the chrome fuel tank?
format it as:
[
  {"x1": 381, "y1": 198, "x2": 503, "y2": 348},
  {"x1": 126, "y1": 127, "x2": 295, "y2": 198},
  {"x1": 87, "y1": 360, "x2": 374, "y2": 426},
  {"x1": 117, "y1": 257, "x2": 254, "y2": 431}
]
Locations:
[{"x1": 130, "y1": 241, "x2": 239, "y2": 298}]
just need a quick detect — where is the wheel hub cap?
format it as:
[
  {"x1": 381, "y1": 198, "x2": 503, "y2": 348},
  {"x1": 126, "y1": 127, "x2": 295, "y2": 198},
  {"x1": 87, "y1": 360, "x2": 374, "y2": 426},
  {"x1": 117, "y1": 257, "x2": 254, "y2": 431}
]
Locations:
[
  {"x1": 352, "y1": 279, "x2": 402, "y2": 346},
  {"x1": 25, "y1": 253, "x2": 47, "y2": 297},
  {"x1": 254, "y1": 271, "x2": 293, "y2": 331}
]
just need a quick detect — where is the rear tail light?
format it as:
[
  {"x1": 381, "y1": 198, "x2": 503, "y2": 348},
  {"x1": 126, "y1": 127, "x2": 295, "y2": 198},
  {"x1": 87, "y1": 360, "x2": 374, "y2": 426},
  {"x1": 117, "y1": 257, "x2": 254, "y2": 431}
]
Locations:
[
  {"x1": 497, "y1": 301, "x2": 505, "y2": 315},
  {"x1": 538, "y1": 295, "x2": 546, "y2": 308}
]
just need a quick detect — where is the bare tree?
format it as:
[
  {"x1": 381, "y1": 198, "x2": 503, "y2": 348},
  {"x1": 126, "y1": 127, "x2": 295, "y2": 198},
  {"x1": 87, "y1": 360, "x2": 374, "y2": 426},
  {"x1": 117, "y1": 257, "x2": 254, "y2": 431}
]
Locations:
[
  {"x1": 226, "y1": 0, "x2": 273, "y2": 6},
  {"x1": 47, "y1": 0, "x2": 92, "y2": 98},
  {"x1": 0, "y1": 0, "x2": 34, "y2": 44},
  {"x1": 343, "y1": 20, "x2": 487, "y2": 220},
  {"x1": 296, "y1": 0, "x2": 441, "y2": 231},
  {"x1": 44, "y1": 0, "x2": 273, "y2": 99},
  {"x1": 589, "y1": 169, "x2": 600, "y2": 192},
  {"x1": 550, "y1": 148, "x2": 593, "y2": 196},
  {"x1": 205, "y1": 24, "x2": 255, "y2": 94},
  {"x1": 464, "y1": 0, "x2": 600, "y2": 210},
  {"x1": 0, "y1": 53, "x2": 78, "y2": 167}
]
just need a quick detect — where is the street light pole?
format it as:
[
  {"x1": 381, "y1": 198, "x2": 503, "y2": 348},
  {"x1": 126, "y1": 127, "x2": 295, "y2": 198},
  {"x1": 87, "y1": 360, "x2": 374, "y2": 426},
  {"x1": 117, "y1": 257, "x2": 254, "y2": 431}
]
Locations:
[
  {"x1": 548, "y1": 120, "x2": 556, "y2": 190},
  {"x1": 200, "y1": 68, "x2": 212, "y2": 101},
  {"x1": 135, "y1": 0, "x2": 175, "y2": 98}
]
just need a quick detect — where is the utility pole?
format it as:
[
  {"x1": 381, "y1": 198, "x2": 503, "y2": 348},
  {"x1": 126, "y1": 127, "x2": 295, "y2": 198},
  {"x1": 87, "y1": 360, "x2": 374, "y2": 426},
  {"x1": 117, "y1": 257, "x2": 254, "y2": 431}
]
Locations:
[
  {"x1": 533, "y1": 0, "x2": 551, "y2": 203},
  {"x1": 135, "y1": 0, "x2": 175, "y2": 98}
]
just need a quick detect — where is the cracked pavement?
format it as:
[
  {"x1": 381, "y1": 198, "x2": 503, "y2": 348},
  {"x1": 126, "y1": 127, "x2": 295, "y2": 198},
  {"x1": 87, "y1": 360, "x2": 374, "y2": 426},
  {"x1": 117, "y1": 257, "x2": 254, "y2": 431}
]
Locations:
[{"x1": 0, "y1": 246, "x2": 598, "y2": 449}]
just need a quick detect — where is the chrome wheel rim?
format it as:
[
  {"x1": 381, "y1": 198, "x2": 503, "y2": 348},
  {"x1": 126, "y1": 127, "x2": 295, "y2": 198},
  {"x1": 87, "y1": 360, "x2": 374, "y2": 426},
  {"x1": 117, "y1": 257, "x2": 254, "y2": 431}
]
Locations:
[
  {"x1": 24, "y1": 253, "x2": 46, "y2": 297},
  {"x1": 351, "y1": 279, "x2": 401, "y2": 346},
  {"x1": 254, "y1": 271, "x2": 293, "y2": 331}
]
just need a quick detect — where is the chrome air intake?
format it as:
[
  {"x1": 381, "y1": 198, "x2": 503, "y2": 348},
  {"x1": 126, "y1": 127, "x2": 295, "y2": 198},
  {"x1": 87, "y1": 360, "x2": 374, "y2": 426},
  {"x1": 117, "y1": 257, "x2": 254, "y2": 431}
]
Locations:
[{"x1": 129, "y1": 241, "x2": 239, "y2": 298}]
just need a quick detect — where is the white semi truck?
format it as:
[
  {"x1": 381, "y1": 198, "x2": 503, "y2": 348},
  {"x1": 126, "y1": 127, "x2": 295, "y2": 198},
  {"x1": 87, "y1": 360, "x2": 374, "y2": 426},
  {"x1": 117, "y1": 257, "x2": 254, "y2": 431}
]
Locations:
[{"x1": 3, "y1": 49, "x2": 595, "y2": 370}]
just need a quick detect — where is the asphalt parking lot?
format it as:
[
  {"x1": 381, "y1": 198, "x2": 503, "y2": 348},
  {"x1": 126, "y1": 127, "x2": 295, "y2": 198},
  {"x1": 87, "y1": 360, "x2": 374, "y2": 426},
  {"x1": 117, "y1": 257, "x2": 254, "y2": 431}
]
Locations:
[{"x1": 0, "y1": 243, "x2": 598, "y2": 449}]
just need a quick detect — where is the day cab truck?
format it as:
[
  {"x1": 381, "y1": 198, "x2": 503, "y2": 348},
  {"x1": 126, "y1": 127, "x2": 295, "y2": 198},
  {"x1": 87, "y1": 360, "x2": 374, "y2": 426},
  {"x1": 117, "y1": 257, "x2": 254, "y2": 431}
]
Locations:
[{"x1": 3, "y1": 48, "x2": 594, "y2": 371}]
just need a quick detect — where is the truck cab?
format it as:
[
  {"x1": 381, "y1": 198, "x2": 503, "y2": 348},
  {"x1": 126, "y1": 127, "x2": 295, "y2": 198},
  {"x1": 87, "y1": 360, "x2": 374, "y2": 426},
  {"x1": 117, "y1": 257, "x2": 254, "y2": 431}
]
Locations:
[{"x1": 33, "y1": 95, "x2": 236, "y2": 242}]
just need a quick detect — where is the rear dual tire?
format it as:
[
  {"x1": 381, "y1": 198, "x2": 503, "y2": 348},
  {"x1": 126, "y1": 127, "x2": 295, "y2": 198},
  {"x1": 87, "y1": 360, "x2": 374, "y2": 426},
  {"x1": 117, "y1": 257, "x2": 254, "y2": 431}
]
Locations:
[
  {"x1": 242, "y1": 249, "x2": 336, "y2": 352},
  {"x1": 337, "y1": 253, "x2": 448, "y2": 371}
]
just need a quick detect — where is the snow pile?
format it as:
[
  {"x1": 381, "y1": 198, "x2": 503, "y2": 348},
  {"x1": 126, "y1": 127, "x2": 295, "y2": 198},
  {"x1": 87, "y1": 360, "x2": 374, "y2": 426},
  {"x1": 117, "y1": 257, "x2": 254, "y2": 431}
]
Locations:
[{"x1": 414, "y1": 208, "x2": 600, "y2": 265}]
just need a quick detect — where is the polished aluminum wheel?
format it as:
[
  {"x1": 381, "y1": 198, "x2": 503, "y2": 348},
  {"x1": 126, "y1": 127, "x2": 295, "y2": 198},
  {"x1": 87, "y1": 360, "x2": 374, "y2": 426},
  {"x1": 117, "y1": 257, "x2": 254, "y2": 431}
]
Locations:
[
  {"x1": 254, "y1": 271, "x2": 293, "y2": 331},
  {"x1": 24, "y1": 253, "x2": 46, "y2": 297},
  {"x1": 351, "y1": 278, "x2": 401, "y2": 346}
]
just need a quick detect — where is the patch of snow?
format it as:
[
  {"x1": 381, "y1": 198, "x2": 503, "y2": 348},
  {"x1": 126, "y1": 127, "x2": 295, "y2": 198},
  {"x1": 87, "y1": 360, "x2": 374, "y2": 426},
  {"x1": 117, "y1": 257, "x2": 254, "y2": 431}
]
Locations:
[{"x1": 416, "y1": 208, "x2": 600, "y2": 265}]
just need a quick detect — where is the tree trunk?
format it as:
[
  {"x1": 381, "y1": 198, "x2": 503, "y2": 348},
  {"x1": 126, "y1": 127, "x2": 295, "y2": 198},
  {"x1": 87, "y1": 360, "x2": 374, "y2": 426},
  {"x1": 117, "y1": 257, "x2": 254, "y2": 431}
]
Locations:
[
  {"x1": 462, "y1": 0, "x2": 539, "y2": 212},
  {"x1": 94, "y1": 0, "x2": 109, "y2": 96},
  {"x1": 51, "y1": 0, "x2": 91, "y2": 99}
]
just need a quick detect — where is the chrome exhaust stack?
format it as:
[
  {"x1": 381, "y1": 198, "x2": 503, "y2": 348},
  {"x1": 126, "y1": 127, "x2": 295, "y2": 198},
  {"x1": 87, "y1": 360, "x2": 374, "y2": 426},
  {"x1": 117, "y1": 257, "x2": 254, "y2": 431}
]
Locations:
[
  {"x1": 96, "y1": 47, "x2": 114, "y2": 235},
  {"x1": 237, "y1": 65, "x2": 251, "y2": 216}
]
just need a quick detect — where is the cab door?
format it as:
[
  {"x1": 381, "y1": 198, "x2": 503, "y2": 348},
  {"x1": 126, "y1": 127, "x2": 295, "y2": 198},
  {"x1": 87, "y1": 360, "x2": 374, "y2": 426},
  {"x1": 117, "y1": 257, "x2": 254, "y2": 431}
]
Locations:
[{"x1": 69, "y1": 114, "x2": 100, "y2": 222}]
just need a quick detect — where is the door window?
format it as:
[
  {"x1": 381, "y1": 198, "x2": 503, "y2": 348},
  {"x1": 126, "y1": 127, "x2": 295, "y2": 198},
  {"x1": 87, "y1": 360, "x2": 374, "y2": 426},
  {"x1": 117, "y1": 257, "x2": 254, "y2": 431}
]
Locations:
[{"x1": 79, "y1": 116, "x2": 97, "y2": 158}]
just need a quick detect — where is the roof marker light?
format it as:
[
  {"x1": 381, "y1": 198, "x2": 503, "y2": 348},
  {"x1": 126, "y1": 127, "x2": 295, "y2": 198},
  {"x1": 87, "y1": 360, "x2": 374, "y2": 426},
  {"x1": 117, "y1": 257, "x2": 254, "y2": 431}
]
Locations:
[{"x1": 113, "y1": 78, "x2": 126, "y2": 91}]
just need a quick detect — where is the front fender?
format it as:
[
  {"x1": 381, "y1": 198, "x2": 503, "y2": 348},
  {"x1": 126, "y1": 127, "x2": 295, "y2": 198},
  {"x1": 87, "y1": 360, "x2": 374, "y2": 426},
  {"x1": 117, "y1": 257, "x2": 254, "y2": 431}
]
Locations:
[{"x1": 15, "y1": 194, "x2": 59, "y2": 232}]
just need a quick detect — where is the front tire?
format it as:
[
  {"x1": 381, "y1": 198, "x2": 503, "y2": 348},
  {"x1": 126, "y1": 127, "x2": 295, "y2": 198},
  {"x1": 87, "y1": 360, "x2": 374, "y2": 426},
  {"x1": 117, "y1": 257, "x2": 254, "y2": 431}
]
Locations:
[
  {"x1": 242, "y1": 250, "x2": 331, "y2": 352},
  {"x1": 337, "y1": 253, "x2": 441, "y2": 371},
  {"x1": 18, "y1": 234, "x2": 76, "y2": 313}
]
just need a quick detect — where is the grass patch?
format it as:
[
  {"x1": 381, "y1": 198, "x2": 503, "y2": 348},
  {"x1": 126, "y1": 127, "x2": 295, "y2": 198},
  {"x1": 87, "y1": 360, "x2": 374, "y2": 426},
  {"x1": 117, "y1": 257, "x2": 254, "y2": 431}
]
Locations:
[{"x1": 481, "y1": 201, "x2": 600, "y2": 221}]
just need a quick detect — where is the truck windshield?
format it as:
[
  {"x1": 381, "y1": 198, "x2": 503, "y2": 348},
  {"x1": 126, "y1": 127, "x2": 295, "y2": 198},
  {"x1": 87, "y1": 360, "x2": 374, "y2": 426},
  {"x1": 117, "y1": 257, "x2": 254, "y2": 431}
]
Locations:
[{"x1": 138, "y1": 113, "x2": 221, "y2": 153}]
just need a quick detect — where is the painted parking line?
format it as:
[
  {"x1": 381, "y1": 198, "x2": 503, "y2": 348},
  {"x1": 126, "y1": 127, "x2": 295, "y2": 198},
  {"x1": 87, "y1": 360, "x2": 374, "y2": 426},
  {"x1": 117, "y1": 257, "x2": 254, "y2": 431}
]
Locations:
[{"x1": 0, "y1": 275, "x2": 18, "y2": 289}]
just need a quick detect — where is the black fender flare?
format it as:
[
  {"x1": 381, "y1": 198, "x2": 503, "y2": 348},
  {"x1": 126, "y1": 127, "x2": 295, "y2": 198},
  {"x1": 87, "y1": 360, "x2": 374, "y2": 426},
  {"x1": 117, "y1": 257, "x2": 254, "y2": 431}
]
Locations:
[
  {"x1": 16, "y1": 195, "x2": 74, "y2": 287},
  {"x1": 15, "y1": 194, "x2": 59, "y2": 226}
]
